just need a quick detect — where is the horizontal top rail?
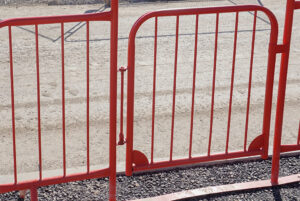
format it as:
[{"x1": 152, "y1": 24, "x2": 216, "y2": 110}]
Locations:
[
  {"x1": 0, "y1": 11, "x2": 111, "y2": 28},
  {"x1": 295, "y1": 1, "x2": 300, "y2": 9},
  {"x1": 128, "y1": 5, "x2": 278, "y2": 45}
]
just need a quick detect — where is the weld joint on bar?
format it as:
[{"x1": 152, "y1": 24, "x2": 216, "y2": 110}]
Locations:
[
  {"x1": 270, "y1": 43, "x2": 289, "y2": 54},
  {"x1": 295, "y1": 1, "x2": 300, "y2": 9}
]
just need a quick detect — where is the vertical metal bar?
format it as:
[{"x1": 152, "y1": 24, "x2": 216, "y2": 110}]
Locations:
[
  {"x1": 297, "y1": 121, "x2": 300, "y2": 145},
  {"x1": 30, "y1": 187, "x2": 38, "y2": 201},
  {"x1": 126, "y1": 12, "x2": 137, "y2": 177},
  {"x1": 86, "y1": 21, "x2": 90, "y2": 173},
  {"x1": 126, "y1": 23, "x2": 135, "y2": 177},
  {"x1": 118, "y1": 67, "x2": 126, "y2": 145},
  {"x1": 226, "y1": 12, "x2": 239, "y2": 154},
  {"x1": 35, "y1": 24, "x2": 42, "y2": 180},
  {"x1": 151, "y1": 17, "x2": 158, "y2": 164},
  {"x1": 244, "y1": 11, "x2": 257, "y2": 151},
  {"x1": 9, "y1": 26, "x2": 17, "y2": 184},
  {"x1": 170, "y1": 15, "x2": 180, "y2": 161},
  {"x1": 272, "y1": 0, "x2": 294, "y2": 184},
  {"x1": 109, "y1": 0, "x2": 118, "y2": 199},
  {"x1": 189, "y1": 14, "x2": 199, "y2": 159},
  {"x1": 208, "y1": 13, "x2": 219, "y2": 156},
  {"x1": 126, "y1": 59, "x2": 133, "y2": 175},
  {"x1": 120, "y1": 70, "x2": 124, "y2": 135},
  {"x1": 61, "y1": 22, "x2": 66, "y2": 177}
]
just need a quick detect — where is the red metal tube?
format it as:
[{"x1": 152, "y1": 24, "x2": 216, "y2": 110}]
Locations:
[
  {"x1": 86, "y1": 21, "x2": 90, "y2": 173},
  {"x1": 297, "y1": 121, "x2": 300, "y2": 145},
  {"x1": 120, "y1": 70, "x2": 124, "y2": 136},
  {"x1": 271, "y1": 0, "x2": 295, "y2": 184},
  {"x1": 170, "y1": 15, "x2": 180, "y2": 162},
  {"x1": 61, "y1": 23, "x2": 66, "y2": 177},
  {"x1": 189, "y1": 14, "x2": 199, "y2": 159},
  {"x1": 0, "y1": 12, "x2": 111, "y2": 28},
  {"x1": 208, "y1": 13, "x2": 219, "y2": 156},
  {"x1": 280, "y1": 144, "x2": 300, "y2": 152},
  {"x1": 150, "y1": 17, "x2": 158, "y2": 164},
  {"x1": 244, "y1": 11, "x2": 257, "y2": 151},
  {"x1": 109, "y1": 0, "x2": 118, "y2": 200},
  {"x1": 226, "y1": 12, "x2": 239, "y2": 154},
  {"x1": 126, "y1": 21, "x2": 135, "y2": 177},
  {"x1": 260, "y1": 8, "x2": 280, "y2": 160},
  {"x1": 35, "y1": 24, "x2": 43, "y2": 180},
  {"x1": 118, "y1": 67, "x2": 126, "y2": 145},
  {"x1": 295, "y1": 1, "x2": 300, "y2": 9},
  {"x1": 124, "y1": 6, "x2": 277, "y2": 41},
  {"x1": 9, "y1": 26, "x2": 17, "y2": 184},
  {"x1": 30, "y1": 187, "x2": 38, "y2": 201},
  {"x1": 133, "y1": 150, "x2": 262, "y2": 172},
  {"x1": 0, "y1": 168, "x2": 110, "y2": 193}
]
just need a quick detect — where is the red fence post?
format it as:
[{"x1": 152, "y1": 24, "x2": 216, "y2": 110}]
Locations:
[
  {"x1": 109, "y1": 0, "x2": 118, "y2": 200},
  {"x1": 30, "y1": 187, "x2": 38, "y2": 201},
  {"x1": 271, "y1": 0, "x2": 295, "y2": 184}
]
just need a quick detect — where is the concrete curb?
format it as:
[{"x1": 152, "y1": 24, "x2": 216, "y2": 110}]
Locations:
[{"x1": 130, "y1": 174, "x2": 300, "y2": 201}]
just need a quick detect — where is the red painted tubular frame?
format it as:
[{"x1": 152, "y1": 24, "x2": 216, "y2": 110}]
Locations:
[
  {"x1": 208, "y1": 13, "x2": 219, "y2": 156},
  {"x1": 126, "y1": 5, "x2": 279, "y2": 176},
  {"x1": 150, "y1": 17, "x2": 158, "y2": 164},
  {"x1": 271, "y1": 0, "x2": 300, "y2": 184},
  {"x1": 189, "y1": 14, "x2": 199, "y2": 159},
  {"x1": 0, "y1": 1, "x2": 118, "y2": 200}
]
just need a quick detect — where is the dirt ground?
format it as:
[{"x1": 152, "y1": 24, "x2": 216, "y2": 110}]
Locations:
[{"x1": 0, "y1": 0, "x2": 299, "y2": 184}]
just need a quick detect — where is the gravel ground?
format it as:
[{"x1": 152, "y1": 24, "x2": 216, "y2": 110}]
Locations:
[{"x1": 0, "y1": 154, "x2": 299, "y2": 200}]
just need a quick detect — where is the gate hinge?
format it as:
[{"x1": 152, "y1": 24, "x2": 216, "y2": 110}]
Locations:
[
  {"x1": 118, "y1": 66, "x2": 127, "y2": 72},
  {"x1": 271, "y1": 44, "x2": 289, "y2": 53}
]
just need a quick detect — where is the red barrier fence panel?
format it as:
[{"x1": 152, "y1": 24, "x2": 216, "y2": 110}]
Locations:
[
  {"x1": 0, "y1": 0, "x2": 118, "y2": 200},
  {"x1": 1, "y1": 1, "x2": 299, "y2": 199},
  {"x1": 125, "y1": 5, "x2": 279, "y2": 176},
  {"x1": 271, "y1": 0, "x2": 300, "y2": 184}
]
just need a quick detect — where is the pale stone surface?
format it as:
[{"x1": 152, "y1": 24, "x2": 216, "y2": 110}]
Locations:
[{"x1": 0, "y1": 0, "x2": 298, "y2": 183}]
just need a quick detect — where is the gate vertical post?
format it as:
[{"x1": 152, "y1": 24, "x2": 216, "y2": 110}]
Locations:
[
  {"x1": 109, "y1": 0, "x2": 118, "y2": 200},
  {"x1": 125, "y1": 13, "x2": 138, "y2": 177},
  {"x1": 271, "y1": 0, "x2": 295, "y2": 184},
  {"x1": 261, "y1": 8, "x2": 279, "y2": 160},
  {"x1": 125, "y1": 32, "x2": 134, "y2": 176},
  {"x1": 30, "y1": 187, "x2": 38, "y2": 201}
]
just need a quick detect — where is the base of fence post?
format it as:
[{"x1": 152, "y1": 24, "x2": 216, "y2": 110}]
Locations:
[
  {"x1": 261, "y1": 153, "x2": 268, "y2": 160},
  {"x1": 30, "y1": 187, "x2": 38, "y2": 201}
]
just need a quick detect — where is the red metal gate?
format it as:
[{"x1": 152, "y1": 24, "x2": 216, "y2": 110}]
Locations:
[
  {"x1": 0, "y1": 0, "x2": 118, "y2": 200},
  {"x1": 125, "y1": 5, "x2": 281, "y2": 175}
]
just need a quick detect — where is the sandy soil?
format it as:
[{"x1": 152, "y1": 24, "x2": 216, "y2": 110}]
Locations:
[{"x1": 0, "y1": 0, "x2": 299, "y2": 184}]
